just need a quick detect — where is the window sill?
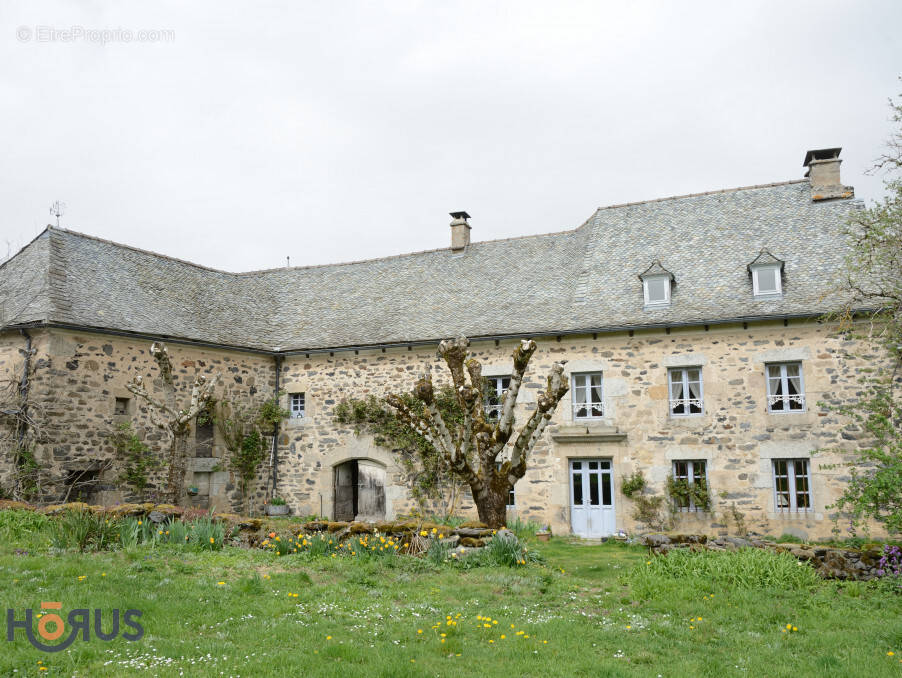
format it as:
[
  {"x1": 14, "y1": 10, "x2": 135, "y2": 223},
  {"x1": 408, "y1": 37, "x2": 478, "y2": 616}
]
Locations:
[
  {"x1": 753, "y1": 293, "x2": 783, "y2": 301},
  {"x1": 284, "y1": 417, "x2": 309, "y2": 429}
]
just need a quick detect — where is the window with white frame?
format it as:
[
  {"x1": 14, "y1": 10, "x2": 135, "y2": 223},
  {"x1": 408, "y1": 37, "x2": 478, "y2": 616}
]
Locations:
[
  {"x1": 751, "y1": 264, "x2": 782, "y2": 297},
  {"x1": 772, "y1": 459, "x2": 811, "y2": 513},
  {"x1": 672, "y1": 460, "x2": 708, "y2": 512},
  {"x1": 643, "y1": 275, "x2": 671, "y2": 306},
  {"x1": 289, "y1": 392, "x2": 306, "y2": 419},
  {"x1": 766, "y1": 362, "x2": 805, "y2": 412},
  {"x1": 571, "y1": 372, "x2": 604, "y2": 420},
  {"x1": 484, "y1": 376, "x2": 510, "y2": 420},
  {"x1": 668, "y1": 367, "x2": 703, "y2": 416}
]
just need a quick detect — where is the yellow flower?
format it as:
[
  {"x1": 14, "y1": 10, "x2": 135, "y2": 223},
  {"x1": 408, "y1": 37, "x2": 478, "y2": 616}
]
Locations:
[
  {"x1": 786, "y1": 624, "x2": 792, "y2": 630},
  {"x1": 209, "y1": 537, "x2": 215, "y2": 544},
  {"x1": 101, "y1": 572, "x2": 106, "y2": 577},
  {"x1": 326, "y1": 636, "x2": 332, "y2": 640},
  {"x1": 137, "y1": 520, "x2": 142, "y2": 525},
  {"x1": 888, "y1": 652, "x2": 895, "y2": 657},
  {"x1": 500, "y1": 634, "x2": 506, "y2": 639},
  {"x1": 440, "y1": 633, "x2": 446, "y2": 637},
  {"x1": 792, "y1": 626, "x2": 798, "y2": 632},
  {"x1": 417, "y1": 629, "x2": 423, "y2": 634},
  {"x1": 217, "y1": 581, "x2": 225, "y2": 586},
  {"x1": 488, "y1": 640, "x2": 494, "y2": 644}
]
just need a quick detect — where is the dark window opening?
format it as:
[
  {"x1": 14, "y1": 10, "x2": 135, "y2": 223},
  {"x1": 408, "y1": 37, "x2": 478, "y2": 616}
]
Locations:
[{"x1": 114, "y1": 397, "x2": 130, "y2": 416}]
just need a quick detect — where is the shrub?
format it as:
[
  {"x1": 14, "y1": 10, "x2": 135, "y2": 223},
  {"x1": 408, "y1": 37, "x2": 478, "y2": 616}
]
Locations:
[{"x1": 621, "y1": 471, "x2": 646, "y2": 498}]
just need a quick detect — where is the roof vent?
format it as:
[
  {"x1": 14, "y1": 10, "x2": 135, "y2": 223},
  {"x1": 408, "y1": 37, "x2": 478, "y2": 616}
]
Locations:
[
  {"x1": 450, "y1": 211, "x2": 471, "y2": 251},
  {"x1": 803, "y1": 147, "x2": 853, "y2": 202}
]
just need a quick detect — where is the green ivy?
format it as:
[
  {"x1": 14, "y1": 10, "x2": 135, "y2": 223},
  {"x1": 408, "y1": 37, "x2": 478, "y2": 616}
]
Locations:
[
  {"x1": 111, "y1": 422, "x2": 159, "y2": 500},
  {"x1": 620, "y1": 470, "x2": 646, "y2": 498},
  {"x1": 665, "y1": 476, "x2": 711, "y2": 512}
]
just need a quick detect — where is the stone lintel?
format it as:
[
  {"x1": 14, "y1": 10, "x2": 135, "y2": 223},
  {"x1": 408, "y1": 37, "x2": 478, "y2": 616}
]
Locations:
[{"x1": 550, "y1": 425, "x2": 627, "y2": 443}]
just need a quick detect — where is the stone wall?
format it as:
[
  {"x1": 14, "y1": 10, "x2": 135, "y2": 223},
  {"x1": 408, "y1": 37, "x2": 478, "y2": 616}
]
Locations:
[
  {"x1": 0, "y1": 316, "x2": 887, "y2": 540},
  {"x1": 0, "y1": 329, "x2": 277, "y2": 512},
  {"x1": 275, "y1": 318, "x2": 881, "y2": 540}
]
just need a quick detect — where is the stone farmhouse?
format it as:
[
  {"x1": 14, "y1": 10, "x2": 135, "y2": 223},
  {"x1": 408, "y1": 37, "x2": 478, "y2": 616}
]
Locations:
[{"x1": 0, "y1": 148, "x2": 878, "y2": 539}]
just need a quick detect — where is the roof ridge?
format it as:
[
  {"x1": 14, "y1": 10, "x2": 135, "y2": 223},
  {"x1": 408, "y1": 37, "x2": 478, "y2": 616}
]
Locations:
[
  {"x1": 46, "y1": 217, "x2": 593, "y2": 277},
  {"x1": 596, "y1": 179, "x2": 808, "y2": 211}
]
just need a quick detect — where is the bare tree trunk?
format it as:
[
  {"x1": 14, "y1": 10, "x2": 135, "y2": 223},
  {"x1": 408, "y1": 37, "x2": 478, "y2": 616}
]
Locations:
[
  {"x1": 473, "y1": 479, "x2": 509, "y2": 528},
  {"x1": 164, "y1": 427, "x2": 191, "y2": 505}
]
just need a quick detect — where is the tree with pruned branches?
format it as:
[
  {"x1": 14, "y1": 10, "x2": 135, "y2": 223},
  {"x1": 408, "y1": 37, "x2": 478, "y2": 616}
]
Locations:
[
  {"x1": 383, "y1": 336, "x2": 568, "y2": 527},
  {"x1": 126, "y1": 342, "x2": 219, "y2": 505}
]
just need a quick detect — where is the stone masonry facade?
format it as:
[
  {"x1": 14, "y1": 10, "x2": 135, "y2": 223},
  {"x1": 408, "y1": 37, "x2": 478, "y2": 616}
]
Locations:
[{"x1": 0, "y1": 316, "x2": 882, "y2": 541}]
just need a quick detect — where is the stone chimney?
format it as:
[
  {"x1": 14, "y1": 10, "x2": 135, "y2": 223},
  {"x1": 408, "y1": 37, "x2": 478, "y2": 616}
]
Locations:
[
  {"x1": 449, "y1": 211, "x2": 471, "y2": 251},
  {"x1": 803, "y1": 147, "x2": 854, "y2": 201}
]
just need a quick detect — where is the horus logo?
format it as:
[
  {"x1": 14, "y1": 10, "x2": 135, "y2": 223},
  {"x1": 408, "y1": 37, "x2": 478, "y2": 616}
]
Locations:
[{"x1": 6, "y1": 602, "x2": 143, "y2": 652}]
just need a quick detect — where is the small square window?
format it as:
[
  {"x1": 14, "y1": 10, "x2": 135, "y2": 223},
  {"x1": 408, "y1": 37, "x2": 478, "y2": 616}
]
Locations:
[
  {"x1": 752, "y1": 264, "x2": 782, "y2": 296},
  {"x1": 289, "y1": 392, "x2": 305, "y2": 419},
  {"x1": 643, "y1": 275, "x2": 671, "y2": 306},
  {"x1": 114, "y1": 397, "x2": 130, "y2": 416},
  {"x1": 773, "y1": 459, "x2": 811, "y2": 513}
]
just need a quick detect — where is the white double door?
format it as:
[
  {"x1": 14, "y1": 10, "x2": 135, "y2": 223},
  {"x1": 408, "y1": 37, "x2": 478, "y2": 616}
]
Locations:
[{"x1": 570, "y1": 459, "x2": 616, "y2": 538}]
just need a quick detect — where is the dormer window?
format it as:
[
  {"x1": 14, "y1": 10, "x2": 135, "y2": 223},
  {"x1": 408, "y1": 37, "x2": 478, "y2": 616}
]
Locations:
[
  {"x1": 639, "y1": 261, "x2": 674, "y2": 308},
  {"x1": 748, "y1": 250, "x2": 784, "y2": 298}
]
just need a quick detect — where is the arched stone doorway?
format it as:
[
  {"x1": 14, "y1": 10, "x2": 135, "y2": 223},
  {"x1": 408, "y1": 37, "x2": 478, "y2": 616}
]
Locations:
[{"x1": 333, "y1": 459, "x2": 386, "y2": 522}]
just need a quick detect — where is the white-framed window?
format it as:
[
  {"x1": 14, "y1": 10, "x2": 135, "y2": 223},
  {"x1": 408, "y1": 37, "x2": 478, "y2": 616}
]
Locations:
[
  {"x1": 751, "y1": 264, "x2": 782, "y2": 297},
  {"x1": 668, "y1": 367, "x2": 703, "y2": 416},
  {"x1": 672, "y1": 460, "x2": 708, "y2": 512},
  {"x1": 766, "y1": 362, "x2": 805, "y2": 412},
  {"x1": 571, "y1": 372, "x2": 604, "y2": 419},
  {"x1": 289, "y1": 392, "x2": 306, "y2": 419},
  {"x1": 643, "y1": 275, "x2": 671, "y2": 306},
  {"x1": 484, "y1": 376, "x2": 510, "y2": 420},
  {"x1": 773, "y1": 459, "x2": 811, "y2": 513}
]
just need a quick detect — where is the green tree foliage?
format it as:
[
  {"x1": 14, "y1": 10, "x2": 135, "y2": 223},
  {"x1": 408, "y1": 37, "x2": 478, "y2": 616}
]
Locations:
[
  {"x1": 334, "y1": 388, "x2": 467, "y2": 518},
  {"x1": 828, "y1": 86, "x2": 902, "y2": 534}
]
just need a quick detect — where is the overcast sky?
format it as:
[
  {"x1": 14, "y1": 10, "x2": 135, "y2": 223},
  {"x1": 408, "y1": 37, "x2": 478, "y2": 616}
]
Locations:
[{"x1": 1, "y1": 1, "x2": 900, "y2": 271}]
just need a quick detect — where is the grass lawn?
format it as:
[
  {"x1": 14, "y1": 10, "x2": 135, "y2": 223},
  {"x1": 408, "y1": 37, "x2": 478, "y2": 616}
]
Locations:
[{"x1": 1, "y1": 529, "x2": 900, "y2": 677}]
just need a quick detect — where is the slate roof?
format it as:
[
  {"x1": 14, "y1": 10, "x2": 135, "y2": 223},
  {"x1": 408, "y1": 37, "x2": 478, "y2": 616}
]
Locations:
[{"x1": 0, "y1": 179, "x2": 860, "y2": 352}]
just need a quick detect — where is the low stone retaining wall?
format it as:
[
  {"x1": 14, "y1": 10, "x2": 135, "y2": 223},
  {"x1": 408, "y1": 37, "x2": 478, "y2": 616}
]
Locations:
[
  {"x1": 0, "y1": 500, "x2": 510, "y2": 556},
  {"x1": 642, "y1": 533, "x2": 886, "y2": 581}
]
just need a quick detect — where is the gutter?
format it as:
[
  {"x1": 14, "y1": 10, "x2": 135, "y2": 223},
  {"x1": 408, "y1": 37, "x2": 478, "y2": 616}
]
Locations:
[{"x1": 1, "y1": 308, "x2": 878, "y2": 359}]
